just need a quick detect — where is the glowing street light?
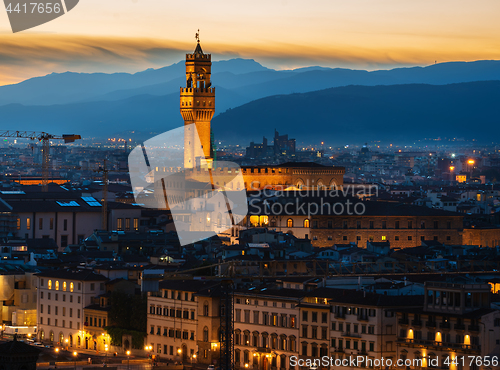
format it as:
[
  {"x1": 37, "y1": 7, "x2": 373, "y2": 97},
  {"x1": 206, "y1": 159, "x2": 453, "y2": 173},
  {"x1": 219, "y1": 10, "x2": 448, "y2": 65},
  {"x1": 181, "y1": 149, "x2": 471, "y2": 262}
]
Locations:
[
  {"x1": 126, "y1": 350, "x2": 131, "y2": 370},
  {"x1": 105, "y1": 344, "x2": 109, "y2": 365},
  {"x1": 73, "y1": 351, "x2": 78, "y2": 370}
]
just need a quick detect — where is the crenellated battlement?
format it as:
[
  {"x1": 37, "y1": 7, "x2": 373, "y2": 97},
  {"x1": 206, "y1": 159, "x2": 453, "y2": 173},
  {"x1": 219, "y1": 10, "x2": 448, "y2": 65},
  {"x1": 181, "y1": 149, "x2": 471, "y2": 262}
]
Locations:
[
  {"x1": 180, "y1": 87, "x2": 215, "y2": 95},
  {"x1": 186, "y1": 53, "x2": 211, "y2": 60}
]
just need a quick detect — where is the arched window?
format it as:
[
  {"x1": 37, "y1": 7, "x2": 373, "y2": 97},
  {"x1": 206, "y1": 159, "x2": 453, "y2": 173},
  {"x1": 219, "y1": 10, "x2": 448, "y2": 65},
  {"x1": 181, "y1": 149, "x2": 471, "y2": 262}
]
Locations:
[
  {"x1": 203, "y1": 302, "x2": 209, "y2": 316},
  {"x1": 70, "y1": 282, "x2": 74, "y2": 292},
  {"x1": 48, "y1": 280, "x2": 52, "y2": 290},
  {"x1": 304, "y1": 219, "x2": 310, "y2": 228},
  {"x1": 203, "y1": 327, "x2": 209, "y2": 342},
  {"x1": 287, "y1": 219, "x2": 293, "y2": 228},
  {"x1": 49, "y1": 331, "x2": 54, "y2": 342},
  {"x1": 63, "y1": 282, "x2": 67, "y2": 291},
  {"x1": 280, "y1": 355, "x2": 287, "y2": 369},
  {"x1": 55, "y1": 281, "x2": 59, "y2": 291}
]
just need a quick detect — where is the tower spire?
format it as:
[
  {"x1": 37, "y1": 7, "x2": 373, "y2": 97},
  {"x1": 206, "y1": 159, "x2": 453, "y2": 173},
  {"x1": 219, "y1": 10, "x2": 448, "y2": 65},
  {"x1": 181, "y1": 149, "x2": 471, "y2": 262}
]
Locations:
[{"x1": 194, "y1": 29, "x2": 203, "y2": 55}]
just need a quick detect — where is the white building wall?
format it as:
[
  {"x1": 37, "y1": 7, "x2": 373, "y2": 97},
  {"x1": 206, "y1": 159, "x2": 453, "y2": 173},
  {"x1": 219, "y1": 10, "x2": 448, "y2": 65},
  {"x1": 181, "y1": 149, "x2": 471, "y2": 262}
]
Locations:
[{"x1": 37, "y1": 276, "x2": 106, "y2": 348}]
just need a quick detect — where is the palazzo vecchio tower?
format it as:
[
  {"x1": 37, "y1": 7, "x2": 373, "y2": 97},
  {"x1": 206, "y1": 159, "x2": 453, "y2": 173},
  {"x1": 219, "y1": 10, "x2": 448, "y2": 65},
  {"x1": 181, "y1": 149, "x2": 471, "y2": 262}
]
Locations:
[{"x1": 180, "y1": 34, "x2": 215, "y2": 169}]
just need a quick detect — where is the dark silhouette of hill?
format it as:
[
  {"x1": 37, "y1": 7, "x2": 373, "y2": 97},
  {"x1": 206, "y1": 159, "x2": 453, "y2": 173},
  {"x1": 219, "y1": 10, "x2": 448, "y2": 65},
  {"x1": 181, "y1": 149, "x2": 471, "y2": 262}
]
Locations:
[
  {"x1": 0, "y1": 81, "x2": 498, "y2": 144},
  {"x1": 211, "y1": 81, "x2": 500, "y2": 144}
]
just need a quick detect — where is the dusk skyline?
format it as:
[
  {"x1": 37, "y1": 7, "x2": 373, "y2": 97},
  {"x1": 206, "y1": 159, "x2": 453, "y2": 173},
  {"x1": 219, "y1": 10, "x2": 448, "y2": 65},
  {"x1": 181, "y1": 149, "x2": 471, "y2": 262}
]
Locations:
[{"x1": 1, "y1": 0, "x2": 500, "y2": 85}]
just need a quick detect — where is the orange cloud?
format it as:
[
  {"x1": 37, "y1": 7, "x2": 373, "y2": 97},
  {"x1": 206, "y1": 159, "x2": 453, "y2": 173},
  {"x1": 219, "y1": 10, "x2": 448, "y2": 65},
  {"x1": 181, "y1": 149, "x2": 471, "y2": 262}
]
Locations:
[{"x1": 0, "y1": 33, "x2": 500, "y2": 86}]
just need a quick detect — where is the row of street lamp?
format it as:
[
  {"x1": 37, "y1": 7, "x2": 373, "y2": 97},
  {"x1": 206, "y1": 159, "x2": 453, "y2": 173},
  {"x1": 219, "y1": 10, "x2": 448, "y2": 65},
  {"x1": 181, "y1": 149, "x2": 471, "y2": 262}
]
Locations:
[{"x1": 52, "y1": 342, "x2": 199, "y2": 369}]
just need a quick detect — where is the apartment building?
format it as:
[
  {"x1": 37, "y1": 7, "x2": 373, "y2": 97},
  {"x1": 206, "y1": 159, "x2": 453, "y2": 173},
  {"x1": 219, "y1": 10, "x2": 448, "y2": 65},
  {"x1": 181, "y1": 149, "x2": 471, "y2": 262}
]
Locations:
[
  {"x1": 147, "y1": 280, "x2": 424, "y2": 369},
  {"x1": 233, "y1": 288, "x2": 303, "y2": 369},
  {"x1": 395, "y1": 282, "x2": 500, "y2": 370},
  {"x1": 36, "y1": 269, "x2": 107, "y2": 348},
  {"x1": 147, "y1": 280, "x2": 220, "y2": 365}
]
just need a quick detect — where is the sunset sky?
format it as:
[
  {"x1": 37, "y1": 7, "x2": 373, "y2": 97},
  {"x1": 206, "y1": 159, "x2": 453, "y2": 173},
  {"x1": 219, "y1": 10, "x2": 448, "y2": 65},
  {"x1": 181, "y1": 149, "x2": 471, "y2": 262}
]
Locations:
[{"x1": 0, "y1": 0, "x2": 499, "y2": 85}]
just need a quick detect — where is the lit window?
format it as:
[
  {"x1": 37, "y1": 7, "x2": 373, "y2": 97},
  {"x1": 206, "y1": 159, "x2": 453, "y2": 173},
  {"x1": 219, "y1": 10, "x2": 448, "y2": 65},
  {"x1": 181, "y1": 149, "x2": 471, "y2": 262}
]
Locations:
[
  {"x1": 304, "y1": 219, "x2": 310, "y2": 228},
  {"x1": 70, "y1": 282, "x2": 74, "y2": 292},
  {"x1": 48, "y1": 280, "x2": 52, "y2": 290},
  {"x1": 55, "y1": 281, "x2": 59, "y2": 290},
  {"x1": 287, "y1": 219, "x2": 293, "y2": 228},
  {"x1": 63, "y1": 282, "x2": 67, "y2": 291},
  {"x1": 382, "y1": 236, "x2": 387, "y2": 241}
]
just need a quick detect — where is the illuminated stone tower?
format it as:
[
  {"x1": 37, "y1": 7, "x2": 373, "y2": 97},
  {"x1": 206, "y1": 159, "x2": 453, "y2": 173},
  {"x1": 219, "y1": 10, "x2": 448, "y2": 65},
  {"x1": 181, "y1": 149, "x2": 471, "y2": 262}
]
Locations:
[{"x1": 181, "y1": 35, "x2": 215, "y2": 169}]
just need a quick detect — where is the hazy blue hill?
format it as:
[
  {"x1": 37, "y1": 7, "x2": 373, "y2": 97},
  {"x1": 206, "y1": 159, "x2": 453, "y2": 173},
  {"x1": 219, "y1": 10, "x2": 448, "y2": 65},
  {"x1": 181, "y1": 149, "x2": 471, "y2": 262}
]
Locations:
[
  {"x1": 0, "y1": 59, "x2": 269, "y2": 106},
  {"x1": 211, "y1": 80, "x2": 500, "y2": 144},
  {"x1": 85, "y1": 60, "x2": 500, "y2": 107},
  {"x1": 2, "y1": 59, "x2": 500, "y2": 108},
  {"x1": 231, "y1": 60, "x2": 500, "y2": 99},
  {"x1": 211, "y1": 58, "x2": 270, "y2": 74}
]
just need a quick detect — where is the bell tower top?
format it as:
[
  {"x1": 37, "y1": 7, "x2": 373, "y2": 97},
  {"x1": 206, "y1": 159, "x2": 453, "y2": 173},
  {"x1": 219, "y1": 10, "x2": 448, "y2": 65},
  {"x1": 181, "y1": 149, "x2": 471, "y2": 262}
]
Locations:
[{"x1": 184, "y1": 31, "x2": 212, "y2": 89}]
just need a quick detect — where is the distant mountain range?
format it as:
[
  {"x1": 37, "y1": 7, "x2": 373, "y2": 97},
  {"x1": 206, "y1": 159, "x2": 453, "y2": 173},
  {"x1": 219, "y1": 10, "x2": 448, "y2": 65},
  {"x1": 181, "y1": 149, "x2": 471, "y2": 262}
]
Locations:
[{"x1": 1, "y1": 59, "x2": 500, "y2": 143}]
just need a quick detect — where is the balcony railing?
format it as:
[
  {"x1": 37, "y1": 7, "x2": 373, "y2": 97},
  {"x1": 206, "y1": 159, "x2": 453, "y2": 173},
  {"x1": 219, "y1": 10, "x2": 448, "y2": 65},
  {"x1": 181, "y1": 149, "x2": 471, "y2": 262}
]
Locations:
[
  {"x1": 358, "y1": 315, "x2": 369, "y2": 322},
  {"x1": 396, "y1": 338, "x2": 480, "y2": 351},
  {"x1": 411, "y1": 320, "x2": 422, "y2": 326},
  {"x1": 334, "y1": 312, "x2": 346, "y2": 319},
  {"x1": 398, "y1": 318, "x2": 409, "y2": 325},
  {"x1": 454, "y1": 323, "x2": 466, "y2": 330}
]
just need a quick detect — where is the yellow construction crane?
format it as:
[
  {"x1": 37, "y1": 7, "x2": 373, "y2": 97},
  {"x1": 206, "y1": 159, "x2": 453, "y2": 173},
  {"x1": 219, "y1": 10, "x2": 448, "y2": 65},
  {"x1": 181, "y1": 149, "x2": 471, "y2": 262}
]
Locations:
[{"x1": 0, "y1": 130, "x2": 81, "y2": 192}]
